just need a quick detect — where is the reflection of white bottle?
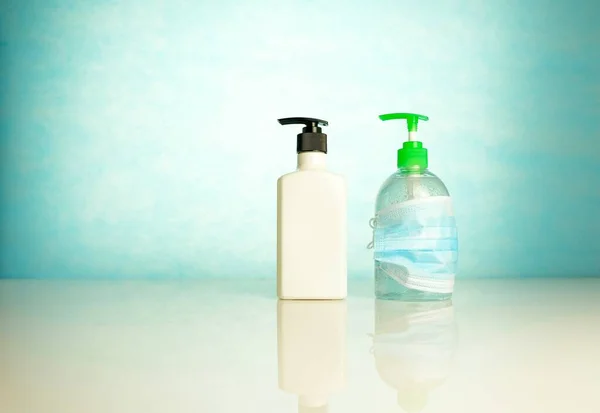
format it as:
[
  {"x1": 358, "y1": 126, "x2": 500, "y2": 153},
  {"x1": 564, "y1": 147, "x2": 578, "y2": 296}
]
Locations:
[
  {"x1": 277, "y1": 299, "x2": 347, "y2": 412},
  {"x1": 277, "y1": 117, "x2": 347, "y2": 300},
  {"x1": 372, "y1": 299, "x2": 458, "y2": 412}
]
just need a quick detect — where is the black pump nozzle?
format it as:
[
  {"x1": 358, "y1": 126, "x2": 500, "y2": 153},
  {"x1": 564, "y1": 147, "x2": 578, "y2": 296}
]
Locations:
[
  {"x1": 278, "y1": 117, "x2": 329, "y2": 133},
  {"x1": 278, "y1": 117, "x2": 329, "y2": 154}
]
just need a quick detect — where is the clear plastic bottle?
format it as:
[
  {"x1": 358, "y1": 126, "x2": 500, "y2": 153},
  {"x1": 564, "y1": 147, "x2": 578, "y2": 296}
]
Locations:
[{"x1": 372, "y1": 113, "x2": 458, "y2": 301}]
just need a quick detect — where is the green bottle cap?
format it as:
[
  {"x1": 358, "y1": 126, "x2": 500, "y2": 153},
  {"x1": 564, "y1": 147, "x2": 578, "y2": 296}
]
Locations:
[{"x1": 379, "y1": 113, "x2": 429, "y2": 169}]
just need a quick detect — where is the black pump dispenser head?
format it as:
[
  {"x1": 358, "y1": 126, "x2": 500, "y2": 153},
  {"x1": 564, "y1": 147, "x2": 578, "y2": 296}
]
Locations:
[{"x1": 278, "y1": 117, "x2": 329, "y2": 154}]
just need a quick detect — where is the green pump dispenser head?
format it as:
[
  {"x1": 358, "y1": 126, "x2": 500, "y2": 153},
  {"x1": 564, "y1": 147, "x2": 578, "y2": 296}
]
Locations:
[{"x1": 379, "y1": 113, "x2": 429, "y2": 169}]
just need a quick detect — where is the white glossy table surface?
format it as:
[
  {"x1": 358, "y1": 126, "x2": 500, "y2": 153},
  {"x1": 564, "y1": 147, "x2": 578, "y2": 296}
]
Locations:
[{"x1": 1, "y1": 278, "x2": 599, "y2": 413}]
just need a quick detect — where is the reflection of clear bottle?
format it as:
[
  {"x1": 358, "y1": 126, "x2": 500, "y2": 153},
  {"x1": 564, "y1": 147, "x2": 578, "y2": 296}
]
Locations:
[
  {"x1": 372, "y1": 299, "x2": 458, "y2": 412},
  {"x1": 277, "y1": 299, "x2": 347, "y2": 413},
  {"x1": 372, "y1": 113, "x2": 458, "y2": 301}
]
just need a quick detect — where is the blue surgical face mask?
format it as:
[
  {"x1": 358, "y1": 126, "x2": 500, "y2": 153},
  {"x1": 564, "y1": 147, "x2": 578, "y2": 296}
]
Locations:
[{"x1": 368, "y1": 196, "x2": 458, "y2": 293}]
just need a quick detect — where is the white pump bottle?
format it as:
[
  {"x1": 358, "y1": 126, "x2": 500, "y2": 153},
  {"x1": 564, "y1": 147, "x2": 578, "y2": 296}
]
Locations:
[{"x1": 277, "y1": 117, "x2": 347, "y2": 300}]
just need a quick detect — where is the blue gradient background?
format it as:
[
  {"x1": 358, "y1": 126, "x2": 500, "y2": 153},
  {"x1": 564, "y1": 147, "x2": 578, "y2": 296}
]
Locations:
[{"x1": 1, "y1": 0, "x2": 599, "y2": 279}]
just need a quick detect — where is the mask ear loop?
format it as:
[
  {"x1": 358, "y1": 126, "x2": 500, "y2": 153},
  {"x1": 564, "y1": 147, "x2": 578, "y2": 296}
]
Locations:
[{"x1": 367, "y1": 217, "x2": 377, "y2": 249}]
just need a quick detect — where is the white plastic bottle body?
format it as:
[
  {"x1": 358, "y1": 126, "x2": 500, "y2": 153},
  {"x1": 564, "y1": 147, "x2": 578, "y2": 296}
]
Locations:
[{"x1": 277, "y1": 153, "x2": 347, "y2": 300}]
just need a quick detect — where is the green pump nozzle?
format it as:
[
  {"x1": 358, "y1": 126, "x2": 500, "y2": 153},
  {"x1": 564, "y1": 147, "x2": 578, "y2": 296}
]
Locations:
[{"x1": 379, "y1": 113, "x2": 429, "y2": 169}]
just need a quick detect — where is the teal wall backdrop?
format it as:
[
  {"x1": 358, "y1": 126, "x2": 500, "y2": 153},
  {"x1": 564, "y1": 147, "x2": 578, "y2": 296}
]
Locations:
[{"x1": 1, "y1": 0, "x2": 599, "y2": 278}]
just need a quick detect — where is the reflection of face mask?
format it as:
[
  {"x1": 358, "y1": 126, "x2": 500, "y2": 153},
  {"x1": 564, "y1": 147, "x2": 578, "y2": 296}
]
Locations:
[{"x1": 373, "y1": 305, "x2": 458, "y2": 381}]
